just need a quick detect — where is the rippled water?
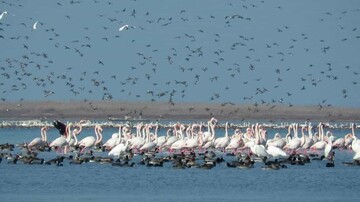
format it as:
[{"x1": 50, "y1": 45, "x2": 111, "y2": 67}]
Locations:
[{"x1": 0, "y1": 126, "x2": 359, "y2": 202}]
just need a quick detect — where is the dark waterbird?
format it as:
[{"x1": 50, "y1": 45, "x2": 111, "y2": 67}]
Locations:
[{"x1": 53, "y1": 120, "x2": 67, "y2": 136}]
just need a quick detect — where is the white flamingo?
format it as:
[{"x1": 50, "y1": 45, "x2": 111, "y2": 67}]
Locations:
[
  {"x1": 129, "y1": 124, "x2": 146, "y2": 151},
  {"x1": 108, "y1": 137, "x2": 130, "y2": 158},
  {"x1": 156, "y1": 127, "x2": 170, "y2": 150},
  {"x1": 202, "y1": 121, "x2": 216, "y2": 150},
  {"x1": 162, "y1": 127, "x2": 178, "y2": 149},
  {"x1": 49, "y1": 124, "x2": 73, "y2": 153},
  {"x1": 250, "y1": 123, "x2": 270, "y2": 159},
  {"x1": 28, "y1": 126, "x2": 48, "y2": 149},
  {"x1": 140, "y1": 125, "x2": 157, "y2": 152},
  {"x1": 170, "y1": 124, "x2": 187, "y2": 152},
  {"x1": 214, "y1": 122, "x2": 230, "y2": 152},
  {"x1": 324, "y1": 139, "x2": 333, "y2": 160},
  {"x1": 351, "y1": 123, "x2": 360, "y2": 153},
  {"x1": 78, "y1": 125, "x2": 103, "y2": 153},
  {"x1": 283, "y1": 124, "x2": 303, "y2": 153},
  {"x1": 184, "y1": 124, "x2": 201, "y2": 151},
  {"x1": 225, "y1": 129, "x2": 243, "y2": 153},
  {"x1": 266, "y1": 145, "x2": 288, "y2": 158},
  {"x1": 310, "y1": 123, "x2": 327, "y2": 152},
  {"x1": 202, "y1": 118, "x2": 217, "y2": 143},
  {"x1": 353, "y1": 151, "x2": 360, "y2": 160},
  {"x1": 103, "y1": 125, "x2": 122, "y2": 150},
  {"x1": 68, "y1": 120, "x2": 86, "y2": 148},
  {"x1": 301, "y1": 123, "x2": 314, "y2": 152},
  {"x1": 266, "y1": 130, "x2": 287, "y2": 149}
]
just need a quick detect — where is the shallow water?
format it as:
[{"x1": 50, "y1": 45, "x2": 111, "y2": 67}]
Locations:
[{"x1": 0, "y1": 126, "x2": 359, "y2": 202}]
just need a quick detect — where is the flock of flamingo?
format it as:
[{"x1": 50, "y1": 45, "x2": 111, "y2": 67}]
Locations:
[{"x1": 0, "y1": 118, "x2": 359, "y2": 169}]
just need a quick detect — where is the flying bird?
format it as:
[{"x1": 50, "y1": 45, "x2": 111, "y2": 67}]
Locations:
[
  {"x1": 0, "y1": 11, "x2": 7, "y2": 20},
  {"x1": 119, "y1": 24, "x2": 129, "y2": 31},
  {"x1": 33, "y1": 21, "x2": 38, "y2": 30}
]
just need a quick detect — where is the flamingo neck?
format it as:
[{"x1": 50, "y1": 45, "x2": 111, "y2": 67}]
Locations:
[
  {"x1": 43, "y1": 128, "x2": 47, "y2": 142},
  {"x1": 117, "y1": 126, "x2": 123, "y2": 144},
  {"x1": 96, "y1": 127, "x2": 103, "y2": 144}
]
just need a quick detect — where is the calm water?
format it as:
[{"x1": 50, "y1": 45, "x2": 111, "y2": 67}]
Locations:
[{"x1": 0, "y1": 126, "x2": 359, "y2": 202}]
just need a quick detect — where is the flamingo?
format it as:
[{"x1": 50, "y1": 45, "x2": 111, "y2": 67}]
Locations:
[
  {"x1": 68, "y1": 120, "x2": 86, "y2": 148},
  {"x1": 202, "y1": 118, "x2": 217, "y2": 143},
  {"x1": 225, "y1": 129, "x2": 243, "y2": 153},
  {"x1": 310, "y1": 123, "x2": 327, "y2": 152},
  {"x1": 301, "y1": 123, "x2": 314, "y2": 151},
  {"x1": 140, "y1": 124, "x2": 157, "y2": 152},
  {"x1": 344, "y1": 133, "x2": 354, "y2": 149},
  {"x1": 108, "y1": 128, "x2": 130, "y2": 157},
  {"x1": 266, "y1": 145, "x2": 288, "y2": 159},
  {"x1": 103, "y1": 125, "x2": 122, "y2": 150},
  {"x1": 332, "y1": 130, "x2": 353, "y2": 150},
  {"x1": 353, "y1": 151, "x2": 360, "y2": 161},
  {"x1": 214, "y1": 122, "x2": 230, "y2": 152},
  {"x1": 299, "y1": 124, "x2": 314, "y2": 153},
  {"x1": 162, "y1": 126, "x2": 178, "y2": 149},
  {"x1": 351, "y1": 123, "x2": 360, "y2": 153},
  {"x1": 283, "y1": 124, "x2": 303, "y2": 153},
  {"x1": 129, "y1": 123, "x2": 146, "y2": 152},
  {"x1": 266, "y1": 131, "x2": 287, "y2": 149},
  {"x1": 250, "y1": 123, "x2": 270, "y2": 159},
  {"x1": 27, "y1": 126, "x2": 48, "y2": 149},
  {"x1": 202, "y1": 121, "x2": 216, "y2": 150},
  {"x1": 225, "y1": 137, "x2": 243, "y2": 154},
  {"x1": 170, "y1": 124, "x2": 187, "y2": 153},
  {"x1": 49, "y1": 124, "x2": 73, "y2": 153},
  {"x1": 78, "y1": 125, "x2": 102, "y2": 153},
  {"x1": 108, "y1": 140, "x2": 130, "y2": 158},
  {"x1": 156, "y1": 127, "x2": 170, "y2": 150},
  {"x1": 324, "y1": 139, "x2": 333, "y2": 160},
  {"x1": 184, "y1": 124, "x2": 201, "y2": 152}
]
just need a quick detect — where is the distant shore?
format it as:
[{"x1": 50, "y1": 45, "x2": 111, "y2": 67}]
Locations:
[{"x1": 0, "y1": 101, "x2": 359, "y2": 122}]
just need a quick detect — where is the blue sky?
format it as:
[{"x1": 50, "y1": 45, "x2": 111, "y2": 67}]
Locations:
[{"x1": 0, "y1": 0, "x2": 359, "y2": 107}]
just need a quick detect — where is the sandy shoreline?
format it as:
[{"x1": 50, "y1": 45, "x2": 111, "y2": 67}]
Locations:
[{"x1": 0, "y1": 101, "x2": 359, "y2": 122}]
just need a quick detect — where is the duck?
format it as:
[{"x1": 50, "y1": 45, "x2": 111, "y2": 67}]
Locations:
[{"x1": 326, "y1": 159, "x2": 335, "y2": 167}]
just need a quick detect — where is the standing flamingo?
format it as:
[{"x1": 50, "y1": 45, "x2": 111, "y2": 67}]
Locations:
[
  {"x1": 155, "y1": 126, "x2": 169, "y2": 151},
  {"x1": 78, "y1": 125, "x2": 102, "y2": 153},
  {"x1": 108, "y1": 131, "x2": 130, "y2": 158},
  {"x1": 351, "y1": 123, "x2": 360, "y2": 153},
  {"x1": 103, "y1": 125, "x2": 122, "y2": 150},
  {"x1": 140, "y1": 124, "x2": 157, "y2": 152},
  {"x1": 283, "y1": 123, "x2": 303, "y2": 154},
  {"x1": 129, "y1": 123, "x2": 146, "y2": 152},
  {"x1": 324, "y1": 139, "x2": 334, "y2": 160},
  {"x1": 49, "y1": 123, "x2": 73, "y2": 153},
  {"x1": 68, "y1": 120, "x2": 86, "y2": 149},
  {"x1": 28, "y1": 126, "x2": 48, "y2": 149},
  {"x1": 202, "y1": 121, "x2": 216, "y2": 151},
  {"x1": 310, "y1": 123, "x2": 327, "y2": 153},
  {"x1": 250, "y1": 123, "x2": 270, "y2": 159},
  {"x1": 203, "y1": 118, "x2": 217, "y2": 143},
  {"x1": 214, "y1": 122, "x2": 230, "y2": 152}
]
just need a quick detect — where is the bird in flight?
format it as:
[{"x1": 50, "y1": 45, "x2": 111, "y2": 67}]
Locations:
[
  {"x1": 119, "y1": 24, "x2": 129, "y2": 31},
  {"x1": 33, "y1": 21, "x2": 39, "y2": 30},
  {"x1": 0, "y1": 11, "x2": 7, "y2": 20}
]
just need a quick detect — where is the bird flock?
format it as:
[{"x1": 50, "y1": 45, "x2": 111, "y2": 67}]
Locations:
[
  {"x1": 0, "y1": 0, "x2": 359, "y2": 113},
  {"x1": 1, "y1": 118, "x2": 360, "y2": 169}
]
